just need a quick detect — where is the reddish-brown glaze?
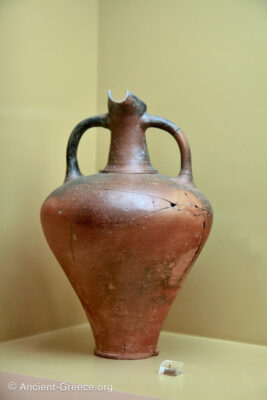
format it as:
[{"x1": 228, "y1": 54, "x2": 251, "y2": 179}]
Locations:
[{"x1": 41, "y1": 91, "x2": 213, "y2": 360}]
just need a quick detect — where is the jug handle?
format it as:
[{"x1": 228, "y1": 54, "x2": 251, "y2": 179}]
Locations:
[
  {"x1": 141, "y1": 114, "x2": 194, "y2": 185},
  {"x1": 65, "y1": 114, "x2": 109, "y2": 182}
]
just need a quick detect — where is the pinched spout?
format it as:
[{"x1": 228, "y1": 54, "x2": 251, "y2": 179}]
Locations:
[
  {"x1": 107, "y1": 90, "x2": 147, "y2": 117},
  {"x1": 103, "y1": 91, "x2": 156, "y2": 174}
]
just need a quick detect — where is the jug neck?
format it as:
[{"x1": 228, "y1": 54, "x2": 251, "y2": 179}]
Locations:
[{"x1": 102, "y1": 91, "x2": 156, "y2": 174}]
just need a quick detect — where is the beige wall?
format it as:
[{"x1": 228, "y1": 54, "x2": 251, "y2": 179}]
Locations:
[
  {"x1": 0, "y1": 0, "x2": 98, "y2": 342},
  {"x1": 97, "y1": 0, "x2": 267, "y2": 345},
  {"x1": 1, "y1": 0, "x2": 266, "y2": 346}
]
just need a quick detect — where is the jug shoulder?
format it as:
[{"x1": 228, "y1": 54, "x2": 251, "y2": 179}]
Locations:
[{"x1": 41, "y1": 172, "x2": 212, "y2": 226}]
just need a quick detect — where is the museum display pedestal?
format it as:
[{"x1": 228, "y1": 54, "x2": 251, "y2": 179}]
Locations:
[{"x1": 0, "y1": 324, "x2": 266, "y2": 399}]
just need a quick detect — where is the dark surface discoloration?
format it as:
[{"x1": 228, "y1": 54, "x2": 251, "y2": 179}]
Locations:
[{"x1": 41, "y1": 91, "x2": 213, "y2": 360}]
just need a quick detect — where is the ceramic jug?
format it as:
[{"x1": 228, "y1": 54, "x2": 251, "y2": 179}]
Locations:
[{"x1": 41, "y1": 91, "x2": 213, "y2": 359}]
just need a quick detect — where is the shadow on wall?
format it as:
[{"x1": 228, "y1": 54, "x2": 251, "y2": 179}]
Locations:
[
  {"x1": 1, "y1": 223, "x2": 86, "y2": 342},
  {"x1": 0, "y1": 152, "x2": 86, "y2": 342}
]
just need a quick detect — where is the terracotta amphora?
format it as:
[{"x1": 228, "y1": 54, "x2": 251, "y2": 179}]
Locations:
[{"x1": 41, "y1": 91, "x2": 213, "y2": 359}]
